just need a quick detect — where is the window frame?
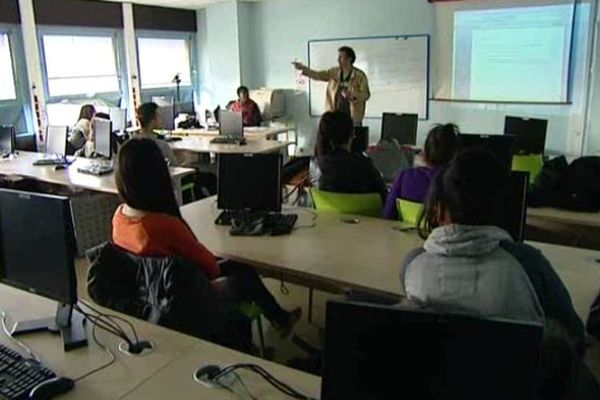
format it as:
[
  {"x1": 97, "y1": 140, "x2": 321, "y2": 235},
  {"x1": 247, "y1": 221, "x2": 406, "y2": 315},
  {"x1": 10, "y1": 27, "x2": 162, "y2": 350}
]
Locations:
[
  {"x1": 38, "y1": 26, "x2": 125, "y2": 102},
  {"x1": 0, "y1": 27, "x2": 21, "y2": 105},
  {"x1": 135, "y1": 30, "x2": 195, "y2": 91}
]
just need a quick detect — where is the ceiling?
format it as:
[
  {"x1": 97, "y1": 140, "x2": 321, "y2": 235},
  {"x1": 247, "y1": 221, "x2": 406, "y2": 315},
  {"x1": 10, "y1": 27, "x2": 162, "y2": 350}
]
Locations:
[{"x1": 96, "y1": 0, "x2": 266, "y2": 10}]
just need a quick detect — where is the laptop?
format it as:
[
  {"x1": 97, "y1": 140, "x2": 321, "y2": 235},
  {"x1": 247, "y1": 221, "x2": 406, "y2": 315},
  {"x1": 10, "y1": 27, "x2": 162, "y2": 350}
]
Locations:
[
  {"x1": 459, "y1": 134, "x2": 515, "y2": 169},
  {"x1": 321, "y1": 300, "x2": 543, "y2": 400},
  {"x1": 381, "y1": 112, "x2": 418, "y2": 145}
]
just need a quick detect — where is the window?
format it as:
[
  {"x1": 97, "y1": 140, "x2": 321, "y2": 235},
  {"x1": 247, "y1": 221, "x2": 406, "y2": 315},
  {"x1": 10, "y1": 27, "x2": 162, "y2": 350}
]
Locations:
[
  {"x1": 0, "y1": 33, "x2": 17, "y2": 101},
  {"x1": 137, "y1": 37, "x2": 191, "y2": 89},
  {"x1": 42, "y1": 35, "x2": 120, "y2": 97}
]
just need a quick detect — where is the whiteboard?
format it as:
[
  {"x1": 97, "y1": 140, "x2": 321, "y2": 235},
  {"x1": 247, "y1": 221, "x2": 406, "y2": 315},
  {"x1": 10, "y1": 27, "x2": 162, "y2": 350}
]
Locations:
[{"x1": 308, "y1": 35, "x2": 429, "y2": 119}]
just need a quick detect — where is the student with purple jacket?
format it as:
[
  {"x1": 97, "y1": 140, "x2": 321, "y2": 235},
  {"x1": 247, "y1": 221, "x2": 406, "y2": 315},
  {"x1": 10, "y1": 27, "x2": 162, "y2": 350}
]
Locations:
[{"x1": 383, "y1": 123, "x2": 460, "y2": 220}]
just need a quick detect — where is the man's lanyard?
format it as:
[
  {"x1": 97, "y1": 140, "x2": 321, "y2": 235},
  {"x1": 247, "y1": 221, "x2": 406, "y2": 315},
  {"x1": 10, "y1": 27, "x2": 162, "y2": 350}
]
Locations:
[{"x1": 339, "y1": 68, "x2": 353, "y2": 84}]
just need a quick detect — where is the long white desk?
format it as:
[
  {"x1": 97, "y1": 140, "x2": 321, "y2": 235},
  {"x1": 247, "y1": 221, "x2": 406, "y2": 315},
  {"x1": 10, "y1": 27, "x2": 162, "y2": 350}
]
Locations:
[
  {"x1": 171, "y1": 138, "x2": 292, "y2": 155},
  {"x1": 0, "y1": 151, "x2": 194, "y2": 196},
  {"x1": 171, "y1": 126, "x2": 294, "y2": 141}
]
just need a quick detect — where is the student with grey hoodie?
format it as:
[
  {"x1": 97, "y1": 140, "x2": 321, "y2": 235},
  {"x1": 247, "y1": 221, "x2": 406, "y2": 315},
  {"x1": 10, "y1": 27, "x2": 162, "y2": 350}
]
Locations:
[{"x1": 400, "y1": 149, "x2": 585, "y2": 351}]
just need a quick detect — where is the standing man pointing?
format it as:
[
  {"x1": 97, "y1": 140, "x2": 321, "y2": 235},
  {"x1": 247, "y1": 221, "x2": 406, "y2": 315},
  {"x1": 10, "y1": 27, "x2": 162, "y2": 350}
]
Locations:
[{"x1": 293, "y1": 46, "x2": 370, "y2": 126}]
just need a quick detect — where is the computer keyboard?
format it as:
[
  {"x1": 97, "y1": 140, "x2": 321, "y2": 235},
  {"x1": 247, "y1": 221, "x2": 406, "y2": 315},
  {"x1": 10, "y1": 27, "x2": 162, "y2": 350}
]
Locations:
[
  {"x1": 32, "y1": 157, "x2": 70, "y2": 166},
  {"x1": 210, "y1": 136, "x2": 247, "y2": 145},
  {"x1": 0, "y1": 343, "x2": 59, "y2": 399},
  {"x1": 77, "y1": 163, "x2": 114, "y2": 176},
  {"x1": 215, "y1": 211, "x2": 298, "y2": 236}
]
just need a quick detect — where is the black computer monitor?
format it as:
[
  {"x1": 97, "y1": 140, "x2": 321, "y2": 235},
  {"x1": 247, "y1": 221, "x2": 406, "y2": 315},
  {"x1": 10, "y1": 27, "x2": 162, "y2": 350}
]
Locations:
[
  {"x1": 93, "y1": 118, "x2": 113, "y2": 160},
  {"x1": 322, "y1": 301, "x2": 543, "y2": 400},
  {"x1": 459, "y1": 134, "x2": 515, "y2": 169},
  {"x1": 381, "y1": 113, "x2": 418, "y2": 145},
  {"x1": 0, "y1": 189, "x2": 87, "y2": 351},
  {"x1": 217, "y1": 154, "x2": 282, "y2": 212},
  {"x1": 498, "y1": 171, "x2": 529, "y2": 242},
  {"x1": 0, "y1": 125, "x2": 15, "y2": 155},
  {"x1": 504, "y1": 116, "x2": 548, "y2": 155}
]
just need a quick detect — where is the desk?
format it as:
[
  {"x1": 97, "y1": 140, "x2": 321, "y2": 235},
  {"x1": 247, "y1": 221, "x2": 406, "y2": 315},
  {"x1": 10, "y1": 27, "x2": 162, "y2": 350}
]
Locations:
[
  {"x1": 527, "y1": 207, "x2": 600, "y2": 251},
  {"x1": 0, "y1": 265, "x2": 321, "y2": 399},
  {"x1": 171, "y1": 126, "x2": 294, "y2": 142},
  {"x1": 528, "y1": 207, "x2": 600, "y2": 228},
  {"x1": 171, "y1": 138, "x2": 291, "y2": 155},
  {"x1": 182, "y1": 198, "x2": 600, "y2": 318},
  {"x1": 0, "y1": 152, "x2": 194, "y2": 196}
]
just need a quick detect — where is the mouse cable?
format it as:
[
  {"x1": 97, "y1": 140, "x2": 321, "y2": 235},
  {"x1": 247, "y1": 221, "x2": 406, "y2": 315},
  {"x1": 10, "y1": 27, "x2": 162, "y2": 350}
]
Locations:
[
  {"x1": 78, "y1": 300, "x2": 140, "y2": 344},
  {"x1": 293, "y1": 208, "x2": 318, "y2": 230},
  {"x1": 73, "y1": 304, "x2": 135, "y2": 348},
  {"x1": 213, "y1": 363, "x2": 317, "y2": 400},
  {"x1": 216, "y1": 371, "x2": 260, "y2": 400},
  {"x1": 72, "y1": 320, "x2": 116, "y2": 382},
  {"x1": 0, "y1": 308, "x2": 40, "y2": 362}
]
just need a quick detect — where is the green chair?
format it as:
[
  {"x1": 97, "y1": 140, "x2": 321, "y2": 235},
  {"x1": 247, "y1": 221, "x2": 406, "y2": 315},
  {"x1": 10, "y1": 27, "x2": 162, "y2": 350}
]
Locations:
[
  {"x1": 308, "y1": 188, "x2": 383, "y2": 218},
  {"x1": 238, "y1": 302, "x2": 266, "y2": 358},
  {"x1": 396, "y1": 198, "x2": 424, "y2": 225},
  {"x1": 181, "y1": 182, "x2": 196, "y2": 203},
  {"x1": 512, "y1": 154, "x2": 544, "y2": 184}
]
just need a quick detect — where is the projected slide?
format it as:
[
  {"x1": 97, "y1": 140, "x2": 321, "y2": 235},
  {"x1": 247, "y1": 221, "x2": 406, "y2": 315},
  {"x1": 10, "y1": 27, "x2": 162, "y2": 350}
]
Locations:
[{"x1": 452, "y1": 4, "x2": 574, "y2": 102}]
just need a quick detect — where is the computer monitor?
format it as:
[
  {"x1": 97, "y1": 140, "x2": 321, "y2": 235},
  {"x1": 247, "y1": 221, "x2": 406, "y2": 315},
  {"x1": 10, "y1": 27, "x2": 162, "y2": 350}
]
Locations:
[
  {"x1": 93, "y1": 118, "x2": 113, "y2": 160},
  {"x1": 219, "y1": 111, "x2": 244, "y2": 139},
  {"x1": 381, "y1": 113, "x2": 418, "y2": 145},
  {"x1": 152, "y1": 96, "x2": 175, "y2": 130},
  {"x1": 459, "y1": 134, "x2": 515, "y2": 169},
  {"x1": 109, "y1": 108, "x2": 127, "y2": 133},
  {"x1": 322, "y1": 301, "x2": 543, "y2": 400},
  {"x1": 217, "y1": 153, "x2": 282, "y2": 212},
  {"x1": 46, "y1": 125, "x2": 68, "y2": 156},
  {"x1": 504, "y1": 116, "x2": 548, "y2": 155},
  {"x1": 0, "y1": 125, "x2": 15, "y2": 155},
  {"x1": 0, "y1": 189, "x2": 87, "y2": 351},
  {"x1": 498, "y1": 171, "x2": 529, "y2": 242}
]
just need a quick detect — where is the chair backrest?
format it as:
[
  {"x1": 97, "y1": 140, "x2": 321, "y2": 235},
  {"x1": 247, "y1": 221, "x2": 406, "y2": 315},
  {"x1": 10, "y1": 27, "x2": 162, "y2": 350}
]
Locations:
[
  {"x1": 86, "y1": 242, "x2": 232, "y2": 341},
  {"x1": 396, "y1": 198, "x2": 424, "y2": 225},
  {"x1": 512, "y1": 154, "x2": 544, "y2": 184},
  {"x1": 46, "y1": 125, "x2": 68, "y2": 156},
  {"x1": 309, "y1": 188, "x2": 382, "y2": 218}
]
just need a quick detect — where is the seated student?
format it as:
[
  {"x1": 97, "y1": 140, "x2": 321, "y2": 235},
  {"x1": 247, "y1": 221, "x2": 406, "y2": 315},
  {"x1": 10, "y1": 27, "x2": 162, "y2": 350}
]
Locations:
[
  {"x1": 68, "y1": 104, "x2": 95, "y2": 154},
  {"x1": 230, "y1": 86, "x2": 262, "y2": 127},
  {"x1": 383, "y1": 123, "x2": 460, "y2": 220},
  {"x1": 400, "y1": 149, "x2": 585, "y2": 350},
  {"x1": 312, "y1": 111, "x2": 387, "y2": 203},
  {"x1": 135, "y1": 102, "x2": 179, "y2": 166},
  {"x1": 112, "y1": 138, "x2": 301, "y2": 337}
]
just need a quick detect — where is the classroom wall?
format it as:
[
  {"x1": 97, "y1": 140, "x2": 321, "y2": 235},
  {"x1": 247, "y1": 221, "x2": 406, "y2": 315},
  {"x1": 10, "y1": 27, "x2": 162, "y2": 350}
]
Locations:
[
  {"x1": 229, "y1": 0, "x2": 595, "y2": 156},
  {"x1": 584, "y1": 4, "x2": 600, "y2": 155}
]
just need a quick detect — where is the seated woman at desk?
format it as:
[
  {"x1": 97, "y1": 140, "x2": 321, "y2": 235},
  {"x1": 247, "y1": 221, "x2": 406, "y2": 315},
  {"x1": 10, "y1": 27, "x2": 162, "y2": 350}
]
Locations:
[
  {"x1": 112, "y1": 138, "x2": 301, "y2": 339},
  {"x1": 135, "y1": 102, "x2": 179, "y2": 166},
  {"x1": 229, "y1": 86, "x2": 262, "y2": 127},
  {"x1": 383, "y1": 123, "x2": 460, "y2": 220},
  {"x1": 400, "y1": 149, "x2": 585, "y2": 351},
  {"x1": 68, "y1": 104, "x2": 95, "y2": 154},
  {"x1": 311, "y1": 111, "x2": 387, "y2": 203}
]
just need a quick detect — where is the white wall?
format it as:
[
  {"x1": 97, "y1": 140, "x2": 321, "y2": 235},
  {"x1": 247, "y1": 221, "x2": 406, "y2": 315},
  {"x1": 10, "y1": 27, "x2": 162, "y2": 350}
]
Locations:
[{"x1": 209, "y1": 0, "x2": 595, "y2": 156}]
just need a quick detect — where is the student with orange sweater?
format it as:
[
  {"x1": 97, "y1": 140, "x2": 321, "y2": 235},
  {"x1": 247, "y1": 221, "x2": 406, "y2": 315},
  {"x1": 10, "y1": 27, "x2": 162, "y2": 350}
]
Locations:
[{"x1": 112, "y1": 138, "x2": 301, "y2": 336}]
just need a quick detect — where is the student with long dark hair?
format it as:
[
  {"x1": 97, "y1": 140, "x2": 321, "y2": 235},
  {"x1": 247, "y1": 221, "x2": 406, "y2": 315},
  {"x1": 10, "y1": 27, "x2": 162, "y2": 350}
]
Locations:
[
  {"x1": 136, "y1": 102, "x2": 178, "y2": 166},
  {"x1": 311, "y1": 111, "x2": 387, "y2": 202},
  {"x1": 69, "y1": 104, "x2": 95, "y2": 153},
  {"x1": 112, "y1": 138, "x2": 301, "y2": 336},
  {"x1": 383, "y1": 123, "x2": 460, "y2": 219},
  {"x1": 401, "y1": 149, "x2": 584, "y2": 350}
]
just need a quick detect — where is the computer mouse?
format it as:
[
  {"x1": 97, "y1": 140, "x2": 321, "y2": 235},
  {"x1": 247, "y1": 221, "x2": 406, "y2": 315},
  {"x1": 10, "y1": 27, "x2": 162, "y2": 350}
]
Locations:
[{"x1": 29, "y1": 377, "x2": 74, "y2": 400}]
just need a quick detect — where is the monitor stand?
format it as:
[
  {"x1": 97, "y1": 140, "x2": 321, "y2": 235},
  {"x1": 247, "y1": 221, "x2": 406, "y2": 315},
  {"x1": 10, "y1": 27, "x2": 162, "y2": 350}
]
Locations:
[{"x1": 11, "y1": 303, "x2": 88, "y2": 352}]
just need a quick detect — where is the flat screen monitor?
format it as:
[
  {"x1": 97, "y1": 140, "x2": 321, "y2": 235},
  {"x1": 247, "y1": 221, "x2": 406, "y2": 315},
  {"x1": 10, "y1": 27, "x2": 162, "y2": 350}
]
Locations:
[
  {"x1": 459, "y1": 134, "x2": 515, "y2": 169},
  {"x1": 109, "y1": 108, "x2": 127, "y2": 133},
  {"x1": 93, "y1": 118, "x2": 113, "y2": 159},
  {"x1": 46, "y1": 126, "x2": 68, "y2": 156},
  {"x1": 219, "y1": 111, "x2": 243, "y2": 139},
  {"x1": 0, "y1": 125, "x2": 15, "y2": 155},
  {"x1": 217, "y1": 154, "x2": 282, "y2": 212},
  {"x1": 0, "y1": 189, "x2": 86, "y2": 350},
  {"x1": 322, "y1": 301, "x2": 543, "y2": 400},
  {"x1": 499, "y1": 171, "x2": 529, "y2": 242},
  {"x1": 504, "y1": 116, "x2": 548, "y2": 155},
  {"x1": 381, "y1": 113, "x2": 418, "y2": 145},
  {"x1": 152, "y1": 96, "x2": 175, "y2": 130}
]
